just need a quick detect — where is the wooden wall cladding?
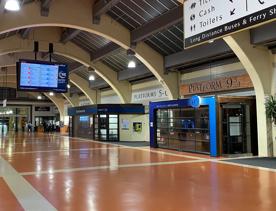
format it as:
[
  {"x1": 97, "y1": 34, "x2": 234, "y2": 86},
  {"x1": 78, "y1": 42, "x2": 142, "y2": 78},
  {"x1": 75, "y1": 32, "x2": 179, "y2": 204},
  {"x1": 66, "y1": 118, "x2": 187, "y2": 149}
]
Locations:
[{"x1": 180, "y1": 74, "x2": 253, "y2": 96}]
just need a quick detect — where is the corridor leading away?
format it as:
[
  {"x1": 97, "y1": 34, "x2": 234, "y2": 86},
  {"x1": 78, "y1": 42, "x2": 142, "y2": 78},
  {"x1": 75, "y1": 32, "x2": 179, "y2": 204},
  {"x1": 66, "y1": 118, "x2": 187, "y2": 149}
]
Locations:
[{"x1": 0, "y1": 133, "x2": 276, "y2": 211}]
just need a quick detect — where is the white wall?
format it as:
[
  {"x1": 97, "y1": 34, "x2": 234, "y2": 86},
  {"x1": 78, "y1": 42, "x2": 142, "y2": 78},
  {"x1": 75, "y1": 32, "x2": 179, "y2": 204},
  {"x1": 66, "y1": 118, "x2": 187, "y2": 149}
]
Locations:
[
  {"x1": 99, "y1": 80, "x2": 169, "y2": 105},
  {"x1": 180, "y1": 62, "x2": 245, "y2": 82},
  {"x1": 101, "y1": 90, "x2": 121, "y2": 104},
  {"x1": 79, "y1": 96, "x2": 91, "y2": 106},
  {"x1": 119, "y1": 114, "x2": 149, "y2": 142}
]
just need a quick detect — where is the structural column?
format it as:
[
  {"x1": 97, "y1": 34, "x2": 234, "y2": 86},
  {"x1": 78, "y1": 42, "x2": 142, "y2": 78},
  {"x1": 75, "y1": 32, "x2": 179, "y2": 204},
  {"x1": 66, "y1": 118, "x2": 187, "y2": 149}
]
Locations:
[{"x1": 224, "y1": 31, "x2": 274, "y2": 156}]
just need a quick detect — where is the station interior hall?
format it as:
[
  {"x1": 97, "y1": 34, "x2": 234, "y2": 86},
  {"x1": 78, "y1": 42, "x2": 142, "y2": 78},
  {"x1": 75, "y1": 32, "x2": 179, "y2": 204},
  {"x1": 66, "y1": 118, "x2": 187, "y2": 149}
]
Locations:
[{"x1": 0, "y1": 0, "x2": 276, "y2": 210}]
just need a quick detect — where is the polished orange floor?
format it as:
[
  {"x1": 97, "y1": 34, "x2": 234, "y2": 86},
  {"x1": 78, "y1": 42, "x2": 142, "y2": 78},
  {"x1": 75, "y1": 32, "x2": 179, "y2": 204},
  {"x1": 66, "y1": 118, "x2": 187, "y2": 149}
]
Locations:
[
  {"x1": 0, "y1": 179, "x2": 23, "y2": 211},
  {"x1": 0, "y1": 133, "x2": 276, "y2": 211}
]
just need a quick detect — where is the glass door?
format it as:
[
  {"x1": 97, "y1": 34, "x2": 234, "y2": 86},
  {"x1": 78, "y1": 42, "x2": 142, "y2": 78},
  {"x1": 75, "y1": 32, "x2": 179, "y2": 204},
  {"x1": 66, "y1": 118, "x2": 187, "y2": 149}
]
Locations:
[
  {"x1": 109, "y1": 115, "x2": 118, "y2": 141},
  {"x1": 95, "y1": 114, "x2": 119, "y2": 142},
  {"x1": 222, "y1": 104, "x2": 250, "y2": 155},
  {"x1": 99, "y1": 114, "x2": 108, "y2": 141}
]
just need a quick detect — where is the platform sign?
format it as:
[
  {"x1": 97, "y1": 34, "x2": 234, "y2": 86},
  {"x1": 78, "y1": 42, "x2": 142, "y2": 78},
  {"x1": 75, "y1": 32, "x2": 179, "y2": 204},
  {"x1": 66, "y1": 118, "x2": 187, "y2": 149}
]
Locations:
[{"x1": 184, "y1": 0, "x2": 276, "y2": 48}]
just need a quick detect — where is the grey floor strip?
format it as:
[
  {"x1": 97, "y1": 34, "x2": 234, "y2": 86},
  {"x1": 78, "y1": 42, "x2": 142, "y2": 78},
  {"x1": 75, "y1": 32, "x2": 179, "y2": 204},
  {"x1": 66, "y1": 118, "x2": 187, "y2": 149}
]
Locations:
[
  {"x1": 0, "y1": 156, "x2": 57, "y2": 211},
  {"x1": 222, "y1": 157, "x2": 276, "y2": 169}
]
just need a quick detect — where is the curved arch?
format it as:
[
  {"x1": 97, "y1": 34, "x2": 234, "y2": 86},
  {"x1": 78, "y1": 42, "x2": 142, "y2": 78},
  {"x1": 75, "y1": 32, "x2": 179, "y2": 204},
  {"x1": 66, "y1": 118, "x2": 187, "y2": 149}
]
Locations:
[
  {"x1": 62, "y1": 92, "x2": 79, "y2": 107},
  {"x1": 224, "y1": 31, "x2": 273, "y2": 156},
  {"x1": 0, "y1": 0, "x2": 178, "y2": 99},
  {"x1": 0, "y1": 27, "x2": 131, "y2": 103},
  {"x1": 69, "y1": 73, "x2": 96, "y2": 105},
  {"x1": 44, "y1": 93, "x2": 65, "y2": 122}
]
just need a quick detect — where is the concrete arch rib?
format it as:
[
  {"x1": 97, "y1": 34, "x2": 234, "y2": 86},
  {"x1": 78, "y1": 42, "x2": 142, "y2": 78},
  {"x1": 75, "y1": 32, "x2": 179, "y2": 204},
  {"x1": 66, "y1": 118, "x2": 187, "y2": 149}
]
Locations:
[
  {"x1": 0, "y1": 0, "x2": 178, "y2": 99},
  {"x1": 44, "y1": 93, "x2": 66, "y2": 122},
  {"x1": 0, "y1": 27, "x2": 130, "y2": 103},
  {"x1": 69, "y1": 73, "x2": 96, "y2": 105},
  {"x1": 224, "y1": 31, "x2": 273, "y2": 156}
]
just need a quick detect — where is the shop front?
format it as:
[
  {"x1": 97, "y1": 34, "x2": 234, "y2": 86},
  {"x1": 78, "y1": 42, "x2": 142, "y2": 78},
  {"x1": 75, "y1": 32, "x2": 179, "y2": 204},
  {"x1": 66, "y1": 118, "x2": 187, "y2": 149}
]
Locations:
[
  {"x1": 149, "y1": 95, "x2": 257, "y2": 157},
  {"x1": 149, "y1": 73, "x2": 258, "y2": 157},
  {"x1": 68, "y1": 104, "x2": 145, "y2": 142},
  {"x1": 149, "y1": 96, "x2": 217, "y2": 156}
]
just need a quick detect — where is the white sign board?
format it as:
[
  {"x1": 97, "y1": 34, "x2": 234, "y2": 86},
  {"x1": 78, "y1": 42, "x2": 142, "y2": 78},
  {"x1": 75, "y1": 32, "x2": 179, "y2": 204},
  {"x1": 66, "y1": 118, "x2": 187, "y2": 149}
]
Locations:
[
  {"x1": 184, "y1": 0, "x2": 276, "y2": 48},
  {"x1": 132, "y1": 87, "x2": 169, "y2": 105}
]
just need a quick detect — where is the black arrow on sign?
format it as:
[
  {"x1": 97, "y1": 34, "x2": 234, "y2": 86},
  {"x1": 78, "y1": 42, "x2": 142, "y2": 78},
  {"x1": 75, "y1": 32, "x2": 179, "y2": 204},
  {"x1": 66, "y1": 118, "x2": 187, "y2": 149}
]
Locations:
[
  {"x1": 230, "y1": 8, "x2": 236, "y2": 15},
  {"x1": 229, "y1": 0, "x2": 233, "y2": 2},
  {"x1": 258, "y1": 0, "x2": 265, "y2": 4}
]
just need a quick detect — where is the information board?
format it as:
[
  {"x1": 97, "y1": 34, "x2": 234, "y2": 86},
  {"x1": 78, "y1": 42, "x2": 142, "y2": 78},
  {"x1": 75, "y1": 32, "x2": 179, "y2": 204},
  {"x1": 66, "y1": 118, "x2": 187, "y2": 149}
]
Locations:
[
  {"x1": 17, "y1": 60, "x2": 68, "y2": 93},
  {"x1": 184, "y1": 0, "x2": 276, "y2": 48},
  {"x1": 20, "y1": 63, "x2": 58, "y2": 88}
]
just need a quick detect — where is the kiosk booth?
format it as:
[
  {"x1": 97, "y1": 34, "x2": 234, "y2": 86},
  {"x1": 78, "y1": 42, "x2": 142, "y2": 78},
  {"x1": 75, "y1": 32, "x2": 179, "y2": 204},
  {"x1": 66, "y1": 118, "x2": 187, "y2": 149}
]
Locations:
[
  {"x1": 68, "y1": 104, "x2": 145, "y2": 142},
  {"x1": 149, "y1": 96, "x2": 257, "y2": 157}
]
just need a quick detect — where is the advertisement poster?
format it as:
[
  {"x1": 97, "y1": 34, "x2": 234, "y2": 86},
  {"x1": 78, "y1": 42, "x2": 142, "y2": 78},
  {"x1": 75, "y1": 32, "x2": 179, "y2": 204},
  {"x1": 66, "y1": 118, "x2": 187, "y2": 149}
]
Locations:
[
  {"x1": 133, "y1": 122, "x2": 142, "y2": 133},
  {"x1": 121, "y1": 119, "x2": 130, "y2": 130}
]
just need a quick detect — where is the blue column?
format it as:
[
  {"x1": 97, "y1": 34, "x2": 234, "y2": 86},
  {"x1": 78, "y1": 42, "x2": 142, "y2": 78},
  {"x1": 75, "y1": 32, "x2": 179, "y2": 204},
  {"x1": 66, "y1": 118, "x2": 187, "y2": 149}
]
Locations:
[{"x1": 208, "y1": 97, "x2": 217, "y2": 157}]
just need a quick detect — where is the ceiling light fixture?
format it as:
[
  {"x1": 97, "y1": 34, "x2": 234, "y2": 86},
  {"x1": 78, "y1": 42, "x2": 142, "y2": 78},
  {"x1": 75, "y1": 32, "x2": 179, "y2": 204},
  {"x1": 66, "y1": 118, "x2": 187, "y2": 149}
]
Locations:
[
  {"x1": 37, "y1": 95, "x2": 42, "y2": 100},
  {"x1": 49, "y1": 92, "x2": 54, "y2": 96},
  {"x1": 128, "y1": 60, "x2": 136, "y2": 68},
  {"x1": 127, "y1": 49, "x2": 136, "y2": 69},
  {"x1": 88, "y1": 67, "x2": 96, "y2": 81},
  {"x1": 89, "y1": 74, "x2": 95, "y2": 81},
  {"x1": 67, "y1": 84, "x2": 71, "y2": 89},
  {"x1": 4, "y1": 0, "x2": 20, "y2": 11}
]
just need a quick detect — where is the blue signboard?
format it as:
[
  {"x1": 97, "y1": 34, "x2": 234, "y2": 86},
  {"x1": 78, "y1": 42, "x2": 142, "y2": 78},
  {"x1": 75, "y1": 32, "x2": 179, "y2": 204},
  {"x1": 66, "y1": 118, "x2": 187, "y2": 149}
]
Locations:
[
  {"x1": 68, "y1": 104, "x2": 145, "y2": 116},
  {"x1": 190, "y1": 95, "x2": 201, "y2": 108}
]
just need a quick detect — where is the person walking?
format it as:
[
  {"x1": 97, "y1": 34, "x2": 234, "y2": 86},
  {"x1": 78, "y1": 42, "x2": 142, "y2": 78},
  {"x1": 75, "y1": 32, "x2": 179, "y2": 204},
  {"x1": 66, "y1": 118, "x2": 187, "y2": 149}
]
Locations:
[{"x1": 27, "y1": 121, "x2": 32, "y2": 133}]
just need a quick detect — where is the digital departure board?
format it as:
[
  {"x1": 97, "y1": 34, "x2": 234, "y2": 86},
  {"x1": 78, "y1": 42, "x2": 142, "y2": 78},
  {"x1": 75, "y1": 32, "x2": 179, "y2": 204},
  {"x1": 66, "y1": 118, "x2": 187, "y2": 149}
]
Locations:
[{"x1": 17, "y1": 60, "x2": 68, "y2": 93}]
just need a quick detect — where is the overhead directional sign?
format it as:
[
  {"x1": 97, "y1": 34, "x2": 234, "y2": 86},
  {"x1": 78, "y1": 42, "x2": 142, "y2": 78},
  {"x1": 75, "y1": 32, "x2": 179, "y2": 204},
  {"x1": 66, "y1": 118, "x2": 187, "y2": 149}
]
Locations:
[{"x1": 184, "y1": 0, "x2": 276, "y2": 48}]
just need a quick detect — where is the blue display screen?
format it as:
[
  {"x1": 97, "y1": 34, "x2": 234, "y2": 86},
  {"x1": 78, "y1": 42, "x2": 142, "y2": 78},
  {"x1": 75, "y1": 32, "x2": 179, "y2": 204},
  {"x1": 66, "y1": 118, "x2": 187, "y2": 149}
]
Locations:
[
  {"x1": 17, "y1": 60, "x2": 68, "y2": 93},
  {"x1": 79, "y1": 116, "x2": 89, "y2": 122}
]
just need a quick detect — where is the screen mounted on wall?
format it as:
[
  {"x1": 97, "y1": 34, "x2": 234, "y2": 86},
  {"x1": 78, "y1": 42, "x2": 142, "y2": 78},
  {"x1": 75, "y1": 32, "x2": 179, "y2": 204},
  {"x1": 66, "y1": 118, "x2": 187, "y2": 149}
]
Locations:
[
  {"x1": 17, "y1": 59, "x2": 68, "y2": 93},
  {"x1": 79, "y1": 116, "x2": 89, "y2": 122}
]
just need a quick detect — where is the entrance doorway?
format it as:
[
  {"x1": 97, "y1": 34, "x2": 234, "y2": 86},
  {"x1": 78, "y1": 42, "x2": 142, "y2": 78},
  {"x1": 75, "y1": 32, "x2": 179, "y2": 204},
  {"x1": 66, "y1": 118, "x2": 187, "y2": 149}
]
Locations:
[
  {"x1": 95, "y1": 114, "x2": 119, "y2": 141},
  {"x1": 218, "y1": 97, "x2": 258, "y2": 156},
  {"x1": 72, "y1": 114, "x2": 119, "y2": 141},
  {"x1": 222, "y1": 104, "x2": 248, "y2": 154}
]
